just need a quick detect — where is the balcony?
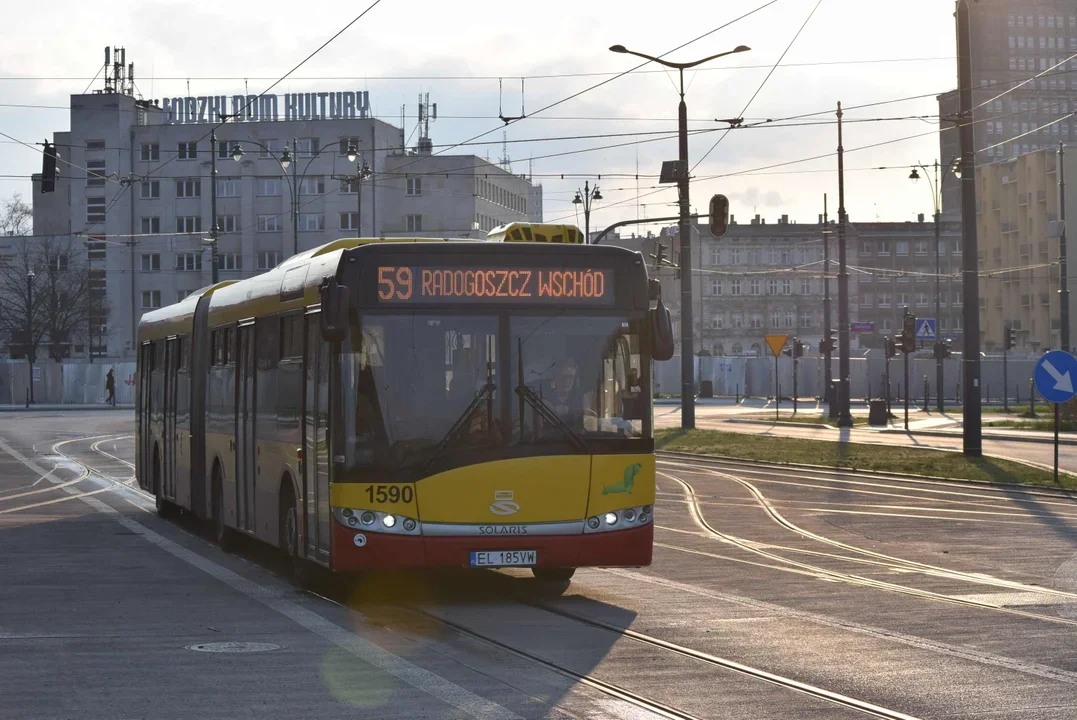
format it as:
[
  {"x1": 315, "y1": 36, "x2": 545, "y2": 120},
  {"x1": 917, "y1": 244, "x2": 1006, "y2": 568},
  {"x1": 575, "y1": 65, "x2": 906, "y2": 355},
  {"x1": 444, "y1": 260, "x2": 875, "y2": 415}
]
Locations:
[
  {"x1": 1038, "y1": 189, "x2": 1048, "y2": 202},
  {"x1": 1019, "y1": 192, "x2": 1029, "y2": 207},
  {"x1": 1041, "y1": 293, "x2": 1051, "y2": 306},
  {"x1": 1021, "y1": 294, "x2": 1031, "y2": 307}
]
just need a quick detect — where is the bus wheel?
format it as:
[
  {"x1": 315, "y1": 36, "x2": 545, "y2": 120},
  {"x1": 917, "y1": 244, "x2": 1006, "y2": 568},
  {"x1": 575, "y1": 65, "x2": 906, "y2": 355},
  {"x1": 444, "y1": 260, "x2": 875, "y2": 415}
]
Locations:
[
  {"x1": 153, "y1": 448, "x2": 176, "y2": 519},
  {"x1": 532, "y1": 567, "x2": 575, "y2": 583},
  {"x1": 280, "y1": 486, "x2": 310, "y2": 588},
  {"x1": 211, "y1": 465, "x2": 235, "y2": 552}
]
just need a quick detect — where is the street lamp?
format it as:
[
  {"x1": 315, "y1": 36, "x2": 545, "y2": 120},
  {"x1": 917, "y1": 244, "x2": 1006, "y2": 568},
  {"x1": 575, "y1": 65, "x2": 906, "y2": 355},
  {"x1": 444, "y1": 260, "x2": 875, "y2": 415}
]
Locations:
[
  {"x1": 572, "y1": 181, "x2": 602, "y2": 241},
  {"x1": 230, "y1": 139, "x2": 348, "y2": 257},
  {"x1": 909, "y1": 158, "x2": 959, "y2": 413},
  {"x1": 609, "y1": 42, "x2": 750, "y2": 430}
]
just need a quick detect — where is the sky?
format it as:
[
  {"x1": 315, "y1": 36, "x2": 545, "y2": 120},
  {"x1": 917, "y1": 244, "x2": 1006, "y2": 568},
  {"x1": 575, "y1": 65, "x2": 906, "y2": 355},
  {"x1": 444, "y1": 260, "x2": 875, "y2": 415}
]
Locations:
[{"x1": 0, "y1": 0, "x2": 962, "y2": 234}]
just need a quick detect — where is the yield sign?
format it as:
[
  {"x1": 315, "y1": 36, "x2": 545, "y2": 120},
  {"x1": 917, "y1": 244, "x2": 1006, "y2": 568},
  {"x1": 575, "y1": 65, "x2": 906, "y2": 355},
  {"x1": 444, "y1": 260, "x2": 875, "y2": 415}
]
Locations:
[{"x1": 765, "y1": 334, "x2": 788, "y2": 358}]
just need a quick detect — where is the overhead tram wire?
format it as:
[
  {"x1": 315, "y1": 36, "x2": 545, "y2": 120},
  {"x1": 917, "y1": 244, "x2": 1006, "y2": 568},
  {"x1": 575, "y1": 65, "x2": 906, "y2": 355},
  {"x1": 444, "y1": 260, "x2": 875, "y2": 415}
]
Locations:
[
  {"x1": 692, "y1": 0, "x2": 825, "y2": 172},
  {"x1": 134, "y1": 0, "x2": 383, "y2": 183},
  {"x1": 385, "y1": 0, "x2": 781, "y2": 180}
]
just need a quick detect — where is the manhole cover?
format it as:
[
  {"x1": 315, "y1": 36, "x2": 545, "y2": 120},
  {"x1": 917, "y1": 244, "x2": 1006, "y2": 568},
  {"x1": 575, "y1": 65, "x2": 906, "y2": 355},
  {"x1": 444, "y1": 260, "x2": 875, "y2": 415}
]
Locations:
[{"x1": 186, "y1": 642, "x2": 283, "y2": 653}]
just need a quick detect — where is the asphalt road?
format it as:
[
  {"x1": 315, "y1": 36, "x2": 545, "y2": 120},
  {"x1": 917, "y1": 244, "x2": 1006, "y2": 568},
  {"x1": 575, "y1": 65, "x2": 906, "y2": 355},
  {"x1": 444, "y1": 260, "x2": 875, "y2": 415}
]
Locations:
[
  {"x1": 2, "y1": 410, "x2": 1076, "y2": 719},
  {"x1": 655, "y1": 402, "x2": 1077, "y2": 473}
]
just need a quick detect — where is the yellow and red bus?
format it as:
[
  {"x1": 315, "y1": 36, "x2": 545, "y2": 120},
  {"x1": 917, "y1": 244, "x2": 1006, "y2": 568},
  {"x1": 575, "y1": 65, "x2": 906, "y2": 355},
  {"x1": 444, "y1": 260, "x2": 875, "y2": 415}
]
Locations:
[{"x1": 136, "y1": 226, "x2": 672, "y2": 583}]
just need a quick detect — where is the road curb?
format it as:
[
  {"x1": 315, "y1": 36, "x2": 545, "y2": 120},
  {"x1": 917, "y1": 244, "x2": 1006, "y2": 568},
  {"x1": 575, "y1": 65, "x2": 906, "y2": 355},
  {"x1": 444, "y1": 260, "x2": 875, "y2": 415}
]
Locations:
[
  {"x1": 723, "y1": 416, "x2": 1077, "y2": 446},
  {"x1": 0, "y1": 406, "x2": 135, "y2": 413}
]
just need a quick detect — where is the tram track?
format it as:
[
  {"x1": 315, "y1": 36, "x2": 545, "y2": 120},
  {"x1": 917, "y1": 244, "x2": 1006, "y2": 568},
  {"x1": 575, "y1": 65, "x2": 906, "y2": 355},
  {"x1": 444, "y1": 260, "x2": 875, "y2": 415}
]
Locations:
[
  {"x1": 657, "y1": 469, "x2": 1077, "y2": 628},
  {"x1": 661, "y1": 461, "x2": 1077, "y2": 601}
]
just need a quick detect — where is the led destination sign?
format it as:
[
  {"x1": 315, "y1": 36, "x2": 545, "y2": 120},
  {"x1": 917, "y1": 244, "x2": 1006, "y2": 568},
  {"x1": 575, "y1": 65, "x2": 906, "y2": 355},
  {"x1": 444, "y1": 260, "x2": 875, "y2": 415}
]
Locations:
[{"x1": 376, "y1": 266, "x2": 613, "y2": 305}]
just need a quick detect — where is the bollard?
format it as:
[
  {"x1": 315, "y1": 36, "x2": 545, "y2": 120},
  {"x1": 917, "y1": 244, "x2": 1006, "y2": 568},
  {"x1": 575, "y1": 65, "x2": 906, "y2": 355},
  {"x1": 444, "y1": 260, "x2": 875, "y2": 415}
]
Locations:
[
  {"x1": 735, "y1": 384, "x2": 740, "y2": 404},
  {"x1": 986, "y1": 384, "x2": 990, "y2": 404},
  {"x1": 25, "y1": 385, "x2": 29, "y2": 409},
  {"x1": 924, "y1": 375, "x2": 929, "y2": 412},
  {"x1": 1030, "y1": 378, "x2": 1036, "y2": 417},
  {"x1": 1016, "y1": 382, "x2": 1020, "y2": 405}
]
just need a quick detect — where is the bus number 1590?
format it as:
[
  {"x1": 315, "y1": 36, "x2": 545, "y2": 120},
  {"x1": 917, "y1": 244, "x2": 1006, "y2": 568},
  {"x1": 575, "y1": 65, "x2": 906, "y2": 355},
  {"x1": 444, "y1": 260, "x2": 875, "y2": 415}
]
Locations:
[{"x1": 366, "y1": 485, "x2": 414, "y2": 504}]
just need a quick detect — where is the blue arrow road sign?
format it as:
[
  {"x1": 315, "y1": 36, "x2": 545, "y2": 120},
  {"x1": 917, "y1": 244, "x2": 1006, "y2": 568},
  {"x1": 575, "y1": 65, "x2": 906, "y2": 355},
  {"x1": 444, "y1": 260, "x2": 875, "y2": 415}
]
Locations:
[
  {"x1": 1034, "y1": 350, "x2": 1077, "y2": 404},
  {"x1": 915, "y1": 318, "x2": 936, "y2": 339}
]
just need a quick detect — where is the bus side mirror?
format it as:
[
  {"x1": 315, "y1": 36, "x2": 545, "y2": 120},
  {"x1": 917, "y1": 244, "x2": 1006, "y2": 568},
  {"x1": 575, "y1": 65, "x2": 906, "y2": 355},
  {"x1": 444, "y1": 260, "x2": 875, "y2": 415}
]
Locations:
[
  {"x1": 651, "y1": 297, "x2": 675, "y2": 361},
  {"x1": 319, "y1": 278, "x2": 350, "y2": 342}
]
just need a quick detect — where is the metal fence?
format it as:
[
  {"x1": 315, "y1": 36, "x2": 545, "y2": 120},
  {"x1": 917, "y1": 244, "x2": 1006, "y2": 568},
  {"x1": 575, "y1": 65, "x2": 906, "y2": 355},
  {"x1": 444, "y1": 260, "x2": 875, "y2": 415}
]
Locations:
[
  {"x1": 655, "y1": 354, "x2": 1044, "y2": 403},
  {"x1": 0, "y1": 360, "x2": 136, "y2": 405}
]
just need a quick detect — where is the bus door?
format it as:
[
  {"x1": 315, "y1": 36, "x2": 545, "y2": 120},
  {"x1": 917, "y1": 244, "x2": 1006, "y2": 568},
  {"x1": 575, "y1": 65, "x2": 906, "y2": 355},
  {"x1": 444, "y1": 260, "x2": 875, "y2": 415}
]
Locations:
[
  {"x1": 138, "y1": 342, "x2": 154, "y2": 493},
  {"x1": 303, "y1": 313, "x2": 331, "y2": 563},
  {"x1": 163, "y1": 337, "x2": 179, "y2": 500},
  {"x1": 236, "y1": 322, "x2": 257, "y2": 533}
]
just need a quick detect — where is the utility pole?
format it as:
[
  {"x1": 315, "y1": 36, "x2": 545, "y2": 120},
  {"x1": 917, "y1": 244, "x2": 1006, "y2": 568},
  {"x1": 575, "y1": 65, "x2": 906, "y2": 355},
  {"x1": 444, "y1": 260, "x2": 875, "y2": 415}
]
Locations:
[
  {"x1": 291, "y1": 138, "x2": 299, "y2": 256},
  {"x1": 836, "y1": 102, "x2": 853, "y2": 427},
  {"x1": 678, "y1": 68, "x2": 695, "y2": 428},
  {"x1": 1060, "y1": 141, "x2": 1070, "y2": 353},
  {"x1": 957, "y1": 0, "x2": 982, "y2": 456},
  {"x1": 933, "y1": 162, "x2": 944, "y2": 412},
  {"x1": 823, "y1": 194, "x2": 832, "y2": 388},
  {"x1": 26, "y1": 269, "x2": 35, "y2": 405},
  {"x1": 209, "y1": 127, "x2": 220, "y2": 284}
]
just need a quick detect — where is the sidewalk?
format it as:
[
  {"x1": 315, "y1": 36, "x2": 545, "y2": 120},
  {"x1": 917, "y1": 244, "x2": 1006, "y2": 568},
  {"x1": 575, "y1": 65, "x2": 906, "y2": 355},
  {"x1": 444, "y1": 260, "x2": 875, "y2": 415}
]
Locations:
[{"x1": 0, "y1": 403, "x2": 134, "y2": 412}]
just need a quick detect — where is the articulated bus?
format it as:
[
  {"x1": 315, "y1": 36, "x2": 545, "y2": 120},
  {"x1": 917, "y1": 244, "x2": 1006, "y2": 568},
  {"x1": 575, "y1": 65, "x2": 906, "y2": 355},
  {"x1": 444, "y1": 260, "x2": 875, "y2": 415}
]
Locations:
[{"x1": 136, "y1": 225, "x2": 674, "y2": 583}]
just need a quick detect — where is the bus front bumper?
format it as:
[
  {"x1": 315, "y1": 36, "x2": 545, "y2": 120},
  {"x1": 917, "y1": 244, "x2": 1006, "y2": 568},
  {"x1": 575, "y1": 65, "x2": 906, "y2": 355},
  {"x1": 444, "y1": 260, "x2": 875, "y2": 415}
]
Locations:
[{"x1": 329, "y1": 522, "x2": 652, "y2": 573}]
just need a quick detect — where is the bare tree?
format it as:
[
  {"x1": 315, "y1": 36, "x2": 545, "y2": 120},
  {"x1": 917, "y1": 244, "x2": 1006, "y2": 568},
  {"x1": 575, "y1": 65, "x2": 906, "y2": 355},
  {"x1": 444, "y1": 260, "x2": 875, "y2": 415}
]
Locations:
[
  {"x1": 1, "y1": 193, "x2": 31, "y2": 236},
  {"x1": 37, "y1": 236, "x2": 93, "y2": 361}
]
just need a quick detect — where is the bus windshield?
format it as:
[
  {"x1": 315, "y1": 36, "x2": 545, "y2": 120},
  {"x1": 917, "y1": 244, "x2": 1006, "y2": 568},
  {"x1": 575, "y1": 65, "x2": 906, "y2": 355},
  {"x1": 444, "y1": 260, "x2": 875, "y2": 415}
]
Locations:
[{"x1": 340, "y1": 312, "x2": 646, "y2": 476}]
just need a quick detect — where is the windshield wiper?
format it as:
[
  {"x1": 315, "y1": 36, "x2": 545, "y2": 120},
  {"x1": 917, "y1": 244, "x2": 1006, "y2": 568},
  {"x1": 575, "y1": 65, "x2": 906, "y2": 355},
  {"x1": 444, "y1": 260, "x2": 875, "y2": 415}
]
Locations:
[
  {"x1": 422, "y1": 383, "x2": 497, "y2": 473},
  {"x1": 514, "y1": 384, "x2": 588, "y2": 453}
]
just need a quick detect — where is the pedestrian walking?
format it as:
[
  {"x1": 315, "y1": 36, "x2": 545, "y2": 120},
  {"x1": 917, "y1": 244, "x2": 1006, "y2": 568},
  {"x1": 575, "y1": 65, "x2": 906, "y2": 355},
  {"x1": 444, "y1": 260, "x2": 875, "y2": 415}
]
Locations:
[{"x1": 105, "y1": 368, "x2": 116, "y2": 407}]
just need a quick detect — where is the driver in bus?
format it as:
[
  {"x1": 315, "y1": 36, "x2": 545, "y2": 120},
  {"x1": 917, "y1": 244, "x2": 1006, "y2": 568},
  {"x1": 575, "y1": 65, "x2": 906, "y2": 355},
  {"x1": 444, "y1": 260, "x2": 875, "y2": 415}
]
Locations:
[{"x1": 544, "y1": 356, "x2": 586, "y2": 429}]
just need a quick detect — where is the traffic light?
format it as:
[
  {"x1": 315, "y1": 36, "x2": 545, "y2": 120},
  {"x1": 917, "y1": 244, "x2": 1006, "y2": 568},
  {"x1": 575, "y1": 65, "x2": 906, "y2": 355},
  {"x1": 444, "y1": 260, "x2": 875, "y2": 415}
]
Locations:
[
  {"x1": 794, "y1": 339, "x2": 806, "y2": 358},
  {"x1": 650, "y1": 241, "x2": 667, "y2": 272},
  {"x1": 1005, "y1": 325, "x2": 1017, "y2": 350},
  {"x1": 885, "y1": 336, "x2": 899, "y2": 358},
  {"x1": 934, "y1": 338, "x2": 953, "y2": 359},
  {"x1": 40, "y1": 140, "x2": 58, "y2": 194},
  {"x1": 709, "y1": 194, "x2": 729, "y2": 238},
  {"x1": 901, "y1": 308, "x2": 917, "y2": 353}
]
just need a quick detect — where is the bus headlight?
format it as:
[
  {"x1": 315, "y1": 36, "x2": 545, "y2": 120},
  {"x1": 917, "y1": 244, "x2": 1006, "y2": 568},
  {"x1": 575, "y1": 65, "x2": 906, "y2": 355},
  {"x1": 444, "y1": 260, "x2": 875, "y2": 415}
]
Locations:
[
  {"x1": 584, "y1": 505, "x2": 654, "y2": 533},
  {"x1": 403, "y1": 518, "x2": 416, "y2": 532},
  {"x1": 604, "y1": 512, "x2": 618, "y2": 526},
  {"x1": 361, "y1": 511, "x2": 376, "y2": 525},
  {"x1": 623, "y1": 508, "x2": 636, "y2": 522},
  {"x1": 587, "y1": 516, "x2": 601, "y2": 530},
  {"x1": 333, "y1": 508, "x2": 420, "y2": 535},
  {"x1": 347, "y1": 516, "x2": 358, "y2": 527},
  {"x1": 382, "y1": 514, "x2": 397, "y2": 528}
]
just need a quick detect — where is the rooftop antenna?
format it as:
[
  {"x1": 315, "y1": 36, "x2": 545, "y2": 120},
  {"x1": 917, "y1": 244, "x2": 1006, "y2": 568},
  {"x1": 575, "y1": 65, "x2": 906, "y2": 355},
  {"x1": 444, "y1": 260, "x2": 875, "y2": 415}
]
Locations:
[
  {"x1": 498, "y1": 78, "x2": 525, "y2": 124},
  {"x1": 417, "y1": 93, "x2": 435, "y2": 153},
  {"x1": 499, "y1": 130, "x2": 511, "y2": 171},
  {"x1": 103, "y1": 47, "x2": 111, "y2": 92}
]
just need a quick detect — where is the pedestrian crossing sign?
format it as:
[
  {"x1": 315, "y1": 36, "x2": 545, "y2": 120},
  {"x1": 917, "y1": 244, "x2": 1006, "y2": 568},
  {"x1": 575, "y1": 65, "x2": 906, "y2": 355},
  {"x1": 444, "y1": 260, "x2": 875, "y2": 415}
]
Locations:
[{"x1": 915, "y1": 318, "x2": 936, "y2": 340}]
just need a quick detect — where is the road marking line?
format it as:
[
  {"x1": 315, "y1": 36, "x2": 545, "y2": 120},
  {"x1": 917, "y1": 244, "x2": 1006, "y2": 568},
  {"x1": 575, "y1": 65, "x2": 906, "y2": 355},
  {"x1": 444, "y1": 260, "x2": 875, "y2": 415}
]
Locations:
[
  {"x1": 600, "y1": 568, "x2": 1077, "y2": 685},
  {"x1": 0, "y1": 435, "x2": 522, "y2": 720}
]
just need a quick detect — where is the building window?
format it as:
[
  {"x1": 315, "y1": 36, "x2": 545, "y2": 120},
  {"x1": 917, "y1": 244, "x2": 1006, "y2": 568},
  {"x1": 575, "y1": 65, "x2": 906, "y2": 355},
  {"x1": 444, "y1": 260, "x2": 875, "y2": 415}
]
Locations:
[
  {"x1": 915, "y1": 241, "x2": 928, "y2": 255},
  {"x1": 257, "y1": 139, "x2": 280, "y2": 158},
  {"x1": 140, "y1": 181, "x2": 160, "y2": 199},
  {"x1": 709, "y1": 246, "x2": 720, "y2": 265},
  {"x1": 800, "y1": 279, "x2": 812, "y2": 294},
  {"x1": 340, "y1": 178, "x2": 360, "y2": 194},
  {"x1": 878, "y1": 241, "x2": 890, "y2": 255},
  {"x1": 731, "y1": 343, "x2": 743, "y2": 355},
  {"x1": 881, "y1": 319, "x2": 892, "y2": 332},
  {"x1": 732, "y1": 314, "x2": 743, "y2": 329},
  {"x1": 86, "y1": 159, "x2": 107, "y2": 187},
  {"x1": 299, "y1": 176, "x2": 325, "y2": 195},
  {"x1": 217, "y1": 215, "x2": 239, "y2": 233},
  {"x1": 176, "y1": 253, "x2": 202, "y2": 271},
  {"x1": 299, "y1": 213, "x2": 325, "y2": 231},
  {"x1": 405, "y1": 177, "x2": 423, "y2": 196},
  {"x1": 781, "y1": 279, "x2": 792, "y2": 295},
  {"x1": 140, "y1": 217, "x2": 160, "y2": 234},
  {"x1": 711, "y1": 278, "x2": 722, "y2": 295},
  {"x1": 86, "y1": 238, "x2": 106, "y2": 262},
  {"x1": 140, "y1": 254, "x2": 161, "y2": 272},
  {"x1": 86, "y1": 196, "x2": 106, "y2": 224},
  {"x1": 178, "y1": 142, "x2": 197, "y2": 160},
  {"x1": 770, "y1": 311, "x2": 781, "y2": 328},
  {"x1": 730, "y1": 248, "x2": 741, "y2": 265},
  {"x1": 712, "y1": 316, "x2": 724, "y2": 330},
  {"x1": 730, "y1": 279, "x2": 742, "y2": 296},
  {"x1": 141, "y1": 290, "x2": 161, "y2": 309},
  {"x1": 800, "y1": 312, "x2": 813, "y2": 328},
  {"x1": 340, "y1": 212, "x2": 360, "y2": 230},
  {"x1": 897, "y1": 293, "x2": 910, "y2": 307},
  {"x1": 916, "y1": 292, "x2": 929, "y2": 307},
  {"x1": 218, "y1": 253, "x2": 242, "y2": 271},
  {"x1": 140, "y1": 143, "x2": 159, "y2": 161},
  {"x1": 339, "y1": 137, "x2": 360, "y2": 156},
  {"x1": 297, "y1": 138, "x2": 319, "y2": 157},
  {"x1": 895, "y1": 240, "x2": 909, "y2": 256},
  {"x1": 215, "y1": 141, "x2": 229, "y2": 159},
  {"x1": 406, "y1": 214, "x2": 422, "y2": 232},
  {"x1": 878, "y1": 293, "x2": 891, "y2": 308},
  {"x1": 257, "y1": 251, "x2": 282, "y2": 270},
  {"x1": 749, "y1": 279, "x2": 761, "y2": 295},
  {"x1": 176, "y1": 216, "x2": 202, "y2": 233},
  {"x1": 257, "y1": 215, "x2": 282, "y2": 232},
  {"x1": 216, "y1": 178, "x2": 240, "y2": 197},
  {"x1": 176, "y1": 179, "x2": 201, "y2": 198},
  {"x1": 750, "y1": 315, "x2": 762, "y2": 329},
  {"x1": 767, "y1": 279, "x2": 779, "y2": 294},
  {"x1": 861, "y1": 293, "x2": 874, "y2": 307},
  {"x1": 257, "y1": 178, "x2": 281, "y2": 196},
  {"x1": 952, "y1": 292, "x2": 963, "y2": 307}
]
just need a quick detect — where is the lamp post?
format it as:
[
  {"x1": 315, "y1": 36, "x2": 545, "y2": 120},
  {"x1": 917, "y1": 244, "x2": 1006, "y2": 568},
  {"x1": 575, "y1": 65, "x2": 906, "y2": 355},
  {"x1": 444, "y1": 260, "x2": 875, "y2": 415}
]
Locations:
[
  {"x1": 334, "y1": 144, "x2": 372, "y2": 236},
  {"x1": 26, "y1": 268, "x2": 35, "y2": 406},
  {"x1": 910, "y1": 158, "x2": 960, "y2": 412},
  {"x1": 572, "y1": 181, "x2": 602, "y2": 241},
  {"x1": 609, "y1": 42, "x2": 750, "y2": 430},
  {"x1": 230, "y1": 139, "x2": 355, "y2": 257}
]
